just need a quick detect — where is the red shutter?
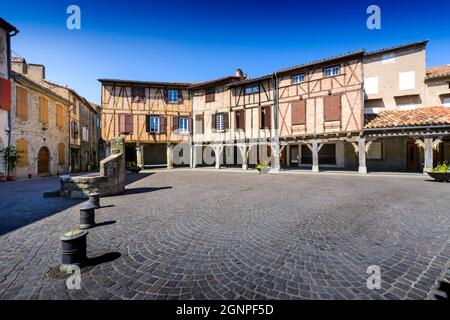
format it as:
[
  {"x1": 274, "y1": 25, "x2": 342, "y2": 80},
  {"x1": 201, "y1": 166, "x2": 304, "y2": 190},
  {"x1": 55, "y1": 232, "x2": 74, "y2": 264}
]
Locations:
[
  {"x1": 265, "y1": 106, "x2": 271, "y2": 129},
  {"x1": 119, "y1": 114, "x2": 126, "y2": 133},
  {"x1": 223, "y1": 112, "x2": 229, "y2": 129},
  {"x1": 145, "y1": 115, "x2": 151, "y2": 132},
  {"x1": 173, "y1": 116, "x2": 179, "y2": 133},
  {"x1": 163, "y1": 90, "x2": 168, "y2": 103},
  {"x1": 125, "y1": 114, "x2": 133, "y2": 133},
  {"x1": 324, "y1": 95, "x2": 341, "y2": 121},
  {"x1": 178, "y1": 90, "x2": 183, "y2": 104},
  {"x1": 0, "y1": 79, "x2": 11, "y2": 112},
  {"x1": 160, "y1": 116, "x2": 166, "y2": 134},
  {"x1": 291, "y1": 100, "x2": 306, "y2": 125}
]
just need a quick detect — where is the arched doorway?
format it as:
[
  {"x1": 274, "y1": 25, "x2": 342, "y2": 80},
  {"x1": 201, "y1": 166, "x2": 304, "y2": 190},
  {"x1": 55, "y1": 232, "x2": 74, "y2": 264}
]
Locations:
[{"x1": 38, "y1": 147, "x2": 50, "y2": 175}]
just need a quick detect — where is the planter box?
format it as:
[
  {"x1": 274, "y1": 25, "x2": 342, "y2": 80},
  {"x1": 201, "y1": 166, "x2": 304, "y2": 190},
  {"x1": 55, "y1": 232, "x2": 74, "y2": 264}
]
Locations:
[
  {"x1": 427, "y1": 172, "x2": 450, "y2": 182},
  {"x1": 0, "y1": 176, "x2": 6, "y2": 182},
  {"x1": 257, "y1": 167, "x2": 271, "y2": 174},
  {"x1": 7, "y1": 176, "x2": 16, "y2": 181},
  {"x1": 129, "y1": 167, "x2": 142, "y2": 174}
]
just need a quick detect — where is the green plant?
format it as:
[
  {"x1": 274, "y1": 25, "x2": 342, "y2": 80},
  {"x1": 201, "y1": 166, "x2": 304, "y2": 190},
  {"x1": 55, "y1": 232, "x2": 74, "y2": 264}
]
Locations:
[
  {"x1": 1, "y1": 146, "x2": 21, "y2": 174},
  {"x1": 430, "y1": 162, "x2": 450, "y2": 173},
  {"x1": 256, "y1": 163, "x2": 269, "y2": 170},
  {"x1": 126, "y1": 161, "x2": 141, "y2": 170}
]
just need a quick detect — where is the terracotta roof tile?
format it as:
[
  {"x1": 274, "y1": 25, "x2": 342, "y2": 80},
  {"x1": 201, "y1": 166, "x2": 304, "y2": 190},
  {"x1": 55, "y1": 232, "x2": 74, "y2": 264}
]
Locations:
[
  {"x1": 11, "y1": 56, "x2": 25, "y2": 62},
  {"x1": 426, "y1": 65, "x2": 450, "y2": 78},
  {"x1": 364, "y1": 106, "x2": 450, "y2": 129}
]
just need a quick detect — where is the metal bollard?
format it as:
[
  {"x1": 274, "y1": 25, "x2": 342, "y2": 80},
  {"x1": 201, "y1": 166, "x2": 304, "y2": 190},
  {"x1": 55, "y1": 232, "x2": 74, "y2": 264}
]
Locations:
[
  {"x1": 79, "y1": 203, "x2": 96, "y2": 229},
  {"x1": 88, "y1": 192, "x2": 101, "y2": 209},
  {"x1": 59, "y1": 228, "x2": 88, "y2": 273}
]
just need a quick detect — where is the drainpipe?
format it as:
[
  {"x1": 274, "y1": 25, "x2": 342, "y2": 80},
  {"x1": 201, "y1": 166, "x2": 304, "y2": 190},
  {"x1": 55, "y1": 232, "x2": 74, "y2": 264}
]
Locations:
[
  {"x1": 272, "y1": 72, "x2": 280, "y2": 171},
  {"x1": 6, "y1": 29, "x2": 19, "y2": 176}
]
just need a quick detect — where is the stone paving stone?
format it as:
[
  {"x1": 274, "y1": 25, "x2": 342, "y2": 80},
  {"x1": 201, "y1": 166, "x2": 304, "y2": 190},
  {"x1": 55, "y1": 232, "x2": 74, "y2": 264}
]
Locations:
[{"x1": 0, "y1": 171, "x2": 449, "y2": 300}]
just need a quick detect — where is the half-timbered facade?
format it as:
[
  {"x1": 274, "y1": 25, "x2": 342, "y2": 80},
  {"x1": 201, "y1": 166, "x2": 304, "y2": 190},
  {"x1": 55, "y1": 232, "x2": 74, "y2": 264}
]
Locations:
[{"x1": 99, "y1": 79, "x2": 192, "y2": 168}]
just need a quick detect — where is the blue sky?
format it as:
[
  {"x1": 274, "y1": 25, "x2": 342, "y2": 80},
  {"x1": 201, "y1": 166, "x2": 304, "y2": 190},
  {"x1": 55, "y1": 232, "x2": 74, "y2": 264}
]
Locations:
[{"x1": 2, "y1": 0, "x2": 450, "y2": 104}]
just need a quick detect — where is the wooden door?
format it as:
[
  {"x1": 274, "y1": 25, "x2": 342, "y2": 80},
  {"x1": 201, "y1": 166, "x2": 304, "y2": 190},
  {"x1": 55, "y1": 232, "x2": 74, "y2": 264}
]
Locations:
[
  {"x1": 406, "y1": 141, "x2": 421, "y2": 172},
  {"x1": 38, "y1": 147, "x2": 49, "y2": 174}
]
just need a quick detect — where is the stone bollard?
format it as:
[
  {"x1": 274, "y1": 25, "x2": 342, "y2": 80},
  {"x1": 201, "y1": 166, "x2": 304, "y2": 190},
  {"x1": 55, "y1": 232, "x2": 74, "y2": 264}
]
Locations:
[
  {"x1": 88, "y1": 192, "x2": 101, "y2": 209},
  {"x1": 59, "y1": 228, "x2": 88, "y2": 273},
  {"x1": 79, "y1": 203, "x2": 97, "y2": 229}
]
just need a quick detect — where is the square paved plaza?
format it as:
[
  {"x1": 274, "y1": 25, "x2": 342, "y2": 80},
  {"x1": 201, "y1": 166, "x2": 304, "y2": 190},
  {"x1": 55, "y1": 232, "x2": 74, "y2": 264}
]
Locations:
[{"x1": 0, "y1": 170, "x2": 449, "y2": 300}]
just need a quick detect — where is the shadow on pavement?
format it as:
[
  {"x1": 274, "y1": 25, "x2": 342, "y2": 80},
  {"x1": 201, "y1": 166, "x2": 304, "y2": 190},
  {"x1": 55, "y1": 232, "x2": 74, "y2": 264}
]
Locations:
[{"x1": 124, "y1": 186, "x2": 172, "y2": 195}]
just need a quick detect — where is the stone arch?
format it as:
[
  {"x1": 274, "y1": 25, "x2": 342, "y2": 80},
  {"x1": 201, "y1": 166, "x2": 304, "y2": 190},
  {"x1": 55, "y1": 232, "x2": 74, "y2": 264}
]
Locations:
[{"x1": 37, "y1": 146, "x2": 50, "y2": 175}]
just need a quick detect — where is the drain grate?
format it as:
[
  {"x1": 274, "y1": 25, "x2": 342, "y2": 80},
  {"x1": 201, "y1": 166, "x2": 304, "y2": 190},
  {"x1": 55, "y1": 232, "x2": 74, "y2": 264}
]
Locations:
[{"x1": 46, "y1": 265, "x2": 94, "y2": 280}]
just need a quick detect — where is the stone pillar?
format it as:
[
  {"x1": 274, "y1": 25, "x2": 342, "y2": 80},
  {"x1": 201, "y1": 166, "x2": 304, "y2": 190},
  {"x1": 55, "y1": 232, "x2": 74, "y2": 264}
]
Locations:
[
  {"x1": 214, "y1": 146, "x2": 221, "y2": 169},
  {"x1": 312, "y1": 140, "x2": 319, "y2": 172},
  {"x1": 241, "y1": 145, "x2": 248, "y2": 170},
  {"x1": 166, "y1": 143, "x2": 174, "y2": 169},
  {"x1": 191, "y1": 144, "x2": 197, "y2": 168},
  {"x1": 424, "y1": 138, "x2": 433, "y2": 173},
  {"x1": 272, "y1": 142, "x2": 281, "y2": 172},
  {"x1": 298, "y1": 143, "x2": 302, "y2": 167},
  {"x1": 136, "y1": 142, "x2": 144, "y2": 168},
  {"x1": 358, "y1": 137, "x2": 367, "y2": 174}
]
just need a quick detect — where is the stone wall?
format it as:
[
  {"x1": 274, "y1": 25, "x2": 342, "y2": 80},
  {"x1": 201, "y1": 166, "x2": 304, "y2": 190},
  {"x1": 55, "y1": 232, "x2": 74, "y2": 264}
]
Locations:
[{"x1": 59, "y1": 137, "x2": 125, "y2": 199}]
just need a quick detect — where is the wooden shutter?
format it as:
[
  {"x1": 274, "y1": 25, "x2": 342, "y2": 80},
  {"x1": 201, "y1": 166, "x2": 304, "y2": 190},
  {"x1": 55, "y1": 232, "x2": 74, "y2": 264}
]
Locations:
[
  {"x1": 58, "y1": 143, "x2": 65, "y2": 165},
  {"x1": 0, "y1": 79, "x2": 11, "y2": 111},
  {"x1": 56, "y1": 104, "x2": 64, "y2": 128},
  {"x1": 145, "y1": 115, "x2": 151, "y2": 132},
  {"x1": 159, "y1": 116, "x2": 166, "y2": 134},
  {"x1": 205, "y1": 87, "x2": 215, "y2": 103},
  {"x1": 173, "y1": 116, "x2": 179, "y2": 132},
  {"x1": 239, "y1": 109, "x2": 245, "y2": 130},
  {"x1": 16, "y1": 139, "x2": 28, "y2": 167},
  {"x1": 195, "y1": 114, "x2": 204, "y2": 134},
  {"x1": 16, "y1": 86, "x2": 28, "y2": 118},
  {"x1": 125, "y1": 114, "x2": 133, "y2": 133},
  {"x1": 324, "y1": 95, "x2": 341, "y2": 121},
  {"x1": 178, "y1": 90, "x2": 183, "y2": 104},
  {"x1": 163, "y1": 90, "x2": 168, "y2": 103},
  {"x1": 223, "y1": 112, "x2": 229, "y2": 129},
  {"x1": 39, "y1": 97, "x2": 48, "y2": 124},
  {"x1": 291, "y1": 100, "x2": 306, "y2": 125},
  {"x1": 119, "y1": 114, "x2": 126, "y2": 133},
  {"x1": 265, "y1": 106, "x2": 271, "y2": 129},
  {"x1": 212, "y1": 114, "x2": 216, "y2": 130}
]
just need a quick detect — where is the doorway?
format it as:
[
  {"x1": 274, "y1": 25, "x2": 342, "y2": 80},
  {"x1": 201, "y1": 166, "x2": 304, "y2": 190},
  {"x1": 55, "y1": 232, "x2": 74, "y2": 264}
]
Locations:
[
  {"x1": 290, "y1": 145, "x2": 299, "y2": 167},
  {"x1": 38, "y1": 147, "x2": 50, "y2": 175},
  {"x1": 406, "y1": 140, "x2": 421, "y2": 172}
]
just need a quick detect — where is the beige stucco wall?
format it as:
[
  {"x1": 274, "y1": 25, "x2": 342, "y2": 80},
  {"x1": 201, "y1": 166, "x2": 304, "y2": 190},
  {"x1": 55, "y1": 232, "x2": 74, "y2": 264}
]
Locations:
[
  {"x1": 363, "y1": 45, "x2": 426, "y2": 113},
  {"x1": 11, "y1": 81, "x2": 70, "y2": 178},
  {"x1": 424, "y1": 76, "x2": 450, "y2": 106},
  {"x1": 0, "y1": 28, "x2": 9, "y2": 174}
]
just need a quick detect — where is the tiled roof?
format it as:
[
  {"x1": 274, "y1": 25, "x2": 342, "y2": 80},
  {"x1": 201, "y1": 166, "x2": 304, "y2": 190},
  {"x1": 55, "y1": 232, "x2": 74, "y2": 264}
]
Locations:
[
  {"x1": 0, "y1": 17, "x2": 18, "y2": 33},
  {"x1": 365, "y1": 40, "x2": 428, "y2": 56},
  {"x1": 98, "y1": 78, "x2": 193, "y2": 87},
  {"x1": 426, "y1": 65, "x2": 450, "y2": 79},
  {"x1": 11, "y1": 56, "x2": 25, "y2": 62},
  {"x1": 189, "y1": 76, "x2": 244, "y2": 89},
  {"x1": 364, "y1": 106, "x2": 450, "y2": 129}
]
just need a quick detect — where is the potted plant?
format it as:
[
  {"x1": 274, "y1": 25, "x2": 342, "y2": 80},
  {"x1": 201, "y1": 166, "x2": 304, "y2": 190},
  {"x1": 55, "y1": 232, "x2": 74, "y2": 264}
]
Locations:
[
  {"x1": 426, "y1": 162, "x2": 450, "y2": 182},
  {"x1": 126, "y1": 161, "x2": 142, "y2": 174},
  {"x1": 1, "y1": 146, "x2": 20, "y2": 181},
  {"x1": 256, "y1": 163, "x2": 271, "y2": 174}
]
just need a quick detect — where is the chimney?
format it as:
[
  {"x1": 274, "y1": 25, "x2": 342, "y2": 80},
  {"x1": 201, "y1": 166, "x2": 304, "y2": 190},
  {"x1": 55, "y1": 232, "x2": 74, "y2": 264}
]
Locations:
[
  {"x1": 235, "y1": 68, "x2": 244, "y2": 78},
  {"x1": 27, "y1": 64, "x2": 46, "y2": 81}
]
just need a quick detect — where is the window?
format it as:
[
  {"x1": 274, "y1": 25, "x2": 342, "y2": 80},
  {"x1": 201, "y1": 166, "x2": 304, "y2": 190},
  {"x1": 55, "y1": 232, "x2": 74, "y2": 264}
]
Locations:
[
  {"x1": 119, "y1": 113, "x2": 133, "y2": 134},
  {"x1": 381, "y1": 53, "x2": 395, "y2": 64},
  {"x1": 71, "y1": 121, "x2": 79, "y2": 139},
  {"x1": 15, "y1": 86, "x2": 28, "y2": 118},
  {"x1": 364, "y1": 76, "x2": 379, "y2": 95},
  {"x1": 72, "y1": 97, "x2": 77, "y2": 113},
  {"x1": 260, "y1": 106, "x2": 271, "y2": 129},
  {"x1": 235, "y1": 109, "x2": 245, "y2": 130},
  {"x1": 56, "y1": 104, "x2": 64, "y2": 128},
  {"x1": 291, "y1": 100, "x2": 306, "y2": 125},
  {"x1": 179, "y1": 117, "x2": 189, "y2": 133},
  {"x1": 149, "y1": 116, "x2": 160, "y2": 133},
  {"x1": 399, "y1": 71, "x2": 415, "y2": 90},
  {"x1": 443, "y1": 97, "x2": 450, "y2": 107},
  {"x1": 216, "y1": 113, "x2": 225, "y2": 131},
  {"x1": 367, "y1": 142, "x2": 383, "y2": 160},
  {"x1": 16, "y1": 139, "x2": 28, "y2": 167},
  {"x1": 324, "y1": 65, "x2": 340, "y2": 77},
  {"x1": 58, "y1": 143, "x2": 65, "y2": 165},
  {"x1": 96, "y1": 117, "x2": 101, "y2": 128},
  {"x1": 205, "y1": 87, "x2": 215, "y2": 103},
  {"x1": 292, "y1": 73, "x2": 305, "y2": 84},
  {"x1": 39, "y1": 97, "x2": 48, "y2": 124},
  {"x1": 132, "y1": 86, "x2": 145, "y2": 102},
  {"x1": 168, "y1": 90, "x2": 178, "y2": 103},
  {"x1": 245, "y1": 85, "x2": 259, "y2": 95},
  {"x1": 81, "y1": 127, "x2": 89, "y2": 142}
]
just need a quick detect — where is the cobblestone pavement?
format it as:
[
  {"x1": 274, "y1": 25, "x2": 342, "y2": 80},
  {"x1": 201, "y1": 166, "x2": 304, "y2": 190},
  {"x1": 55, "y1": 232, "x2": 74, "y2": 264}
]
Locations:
[{"x1": 0, "y1": 171, "x2": 449, "y2": 300}]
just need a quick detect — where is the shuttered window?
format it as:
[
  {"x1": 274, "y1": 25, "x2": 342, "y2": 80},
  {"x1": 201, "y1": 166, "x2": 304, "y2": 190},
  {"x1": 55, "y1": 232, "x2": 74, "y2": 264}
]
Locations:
[
  {"x1": 131, "y1": 86, "x2": 146, "y2": 102},
  {"x1": 119, "y1": 113, "x2": 133, "y2": 134},
  {"x1": 324, "y1": 95, "x2": 341, "y2": 121},
  {"x1": 195, "y1": 114, "x2": 204, "y2": 134},
  {"x1": 260, "y1": 106, "x2": 271, "y2": 129},
  {"x1": 56, "y1": 104, "x2": 64, "y2": 128},
  {"x1": 235, "y1": 109, "x2": 245, "y2": 130},
  {"x1": 58, "y1": 143, "x2": 65, "y2": 165},
  {"x1": 16, "y1": 86, "x2": 28, "y2": 119},
  {"x1": 291, "y1": 100, "x2": 306, "y2": 125},
  {"x1": 179, "y1": 117, "x2": 189, "y2": 133},
  {"x1": 0, "y1": 79, "x2": 12, "y2": 111},
  {"x1": 16, "y1": 139, "x2": 28, "y2": 167},
  {"x1": 205, "y1": 87, "x2": 215, "y2": 103},
  {"x1": 39, "y1": 97, "x2": 49, "y2": 124}
]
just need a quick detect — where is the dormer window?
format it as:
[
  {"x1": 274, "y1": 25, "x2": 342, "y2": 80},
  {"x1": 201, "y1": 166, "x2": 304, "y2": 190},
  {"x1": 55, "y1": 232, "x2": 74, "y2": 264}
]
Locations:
[
  {"x1": 245, "y1": 85, "x2": 259, "y2": 95},
  {"x1": 132, "y1": 86, "x2": 146, "y2": 102},
  {"x1": 292, "y1": 73, "x2": 305, "y2": 84},
  {"x1": 324, "y1": 65, "x2": 340, "y2": 77}
]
